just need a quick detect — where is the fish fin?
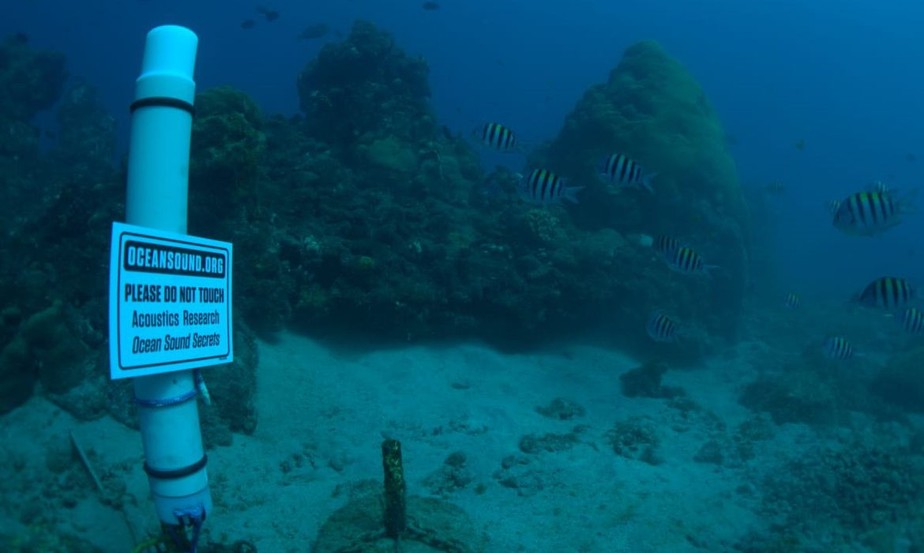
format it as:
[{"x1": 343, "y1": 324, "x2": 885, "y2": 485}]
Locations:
[{"x1": 641, "y1": 172, "x2": 658, "y2": 192}]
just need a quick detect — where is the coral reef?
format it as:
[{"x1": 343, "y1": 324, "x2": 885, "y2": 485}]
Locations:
[
  {"x1": 0, "y1": 28, "x2": 757, "y2": 427},
  {"x1": 739, "y1": 345, "x2": 899, "y2": 425},
  {"x1": 762, "y1": 439, "x2": 924, "y2": 535},
  {"x1": 297, "y1": 20, "x2": 432, "y2": 151},
  {"x1": 1, "y1": 25, "x2": 755, "y2": 389},
  {"x1": 493, "y1": 454, "x2": 545, "y2": 497},
  {"x1": 189, "y1": 85, "x2": 266, "y2": 213},
  {"x1": 535, "y1": 40, "x2": 750, "y2": 344},
  {"x1": 605, "y1": 416, "x2": 662, "y2": 465},
  {"x1": 50, "y1": 83, "x2": 116, "y2": 177},
  {"x1": 422, "y1": 451, "x2": 476, "y2": 497},
  {"x1": 518, "y1": 428, "x2": 585, "y2": 454},
  {"x1": 0, "y1": 34, "x2": 68, "y2": 235},
  {"x1": 0, "y1": 34, "x2": 67, "y2": 121}
]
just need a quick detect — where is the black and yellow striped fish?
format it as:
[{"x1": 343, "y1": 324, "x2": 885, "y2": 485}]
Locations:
[
  {"x1": 823, "y1": 336, "x2": 853, "y2": 360},
  {"x1": 901, "y1": 307, "x2": 924, "y2": 334},
  {"x1": 832, "y1": 191, "x2": 904, "y2": 236},
  {"x1": 855, "y1": 276, "x2": 915, "y2": 310},
  {"x1": 473, "y1": 122, "x2": 519, "y2": 152},
  {"x1": 598, "y1": 153, "x2": 656, "y2": 192},
  {"x1": 646, "y1": 311, "x2": 681, "y2": 343},
  {"x1": 663, "y1": 245, "x2": 716, "y2": 276},
  {"x1": 652, "y1": 235, "x2": 682, "y2": 258},
  {"x1": 519, "y1": 169, "x2": 582, "y2": 205}
]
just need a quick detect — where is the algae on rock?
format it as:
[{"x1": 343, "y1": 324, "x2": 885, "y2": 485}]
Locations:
[{"x1": 540, "y1": 40, "x2": 751, "y2": 342}]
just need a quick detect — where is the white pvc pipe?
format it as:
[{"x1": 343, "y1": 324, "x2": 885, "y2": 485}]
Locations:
[{"x1": 126, "y1": 24, "x2": 213, "y2": 527}]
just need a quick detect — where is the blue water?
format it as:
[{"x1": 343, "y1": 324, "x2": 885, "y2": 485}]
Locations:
[{"x1": 6, "y1": 0, "x2": 924, "y2": 301}]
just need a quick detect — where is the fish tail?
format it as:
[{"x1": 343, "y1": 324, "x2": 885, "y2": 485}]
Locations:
[{"x1": 641, "y1": 172, "x2": 658, "y2": 193}]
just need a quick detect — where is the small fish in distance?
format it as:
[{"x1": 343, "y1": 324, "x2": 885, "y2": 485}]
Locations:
[
  {"x1": 900, "y1": 307, "x2": 924, "y2": 334},
  {"x1": 473, "y1": 122, "x2": 519, "y2": 153},
  {"x1": 662, "y1": 246, "x2": 717, "y2": 276},
  {"x1": 647, "y1": 311, "x2": 682, "y2": 343},
  {"x1": 423, "y1": 1, "x2": 440, "y2": 10},
  {"x1": 763, "y1": 181, "x2": 785, "y2": 195},
  {"x1": 823, "y1": 336, "x2": 854, "y2": 360},
  {"x1": 257, "y1": 6, "x2": 280, "y2": 22}
]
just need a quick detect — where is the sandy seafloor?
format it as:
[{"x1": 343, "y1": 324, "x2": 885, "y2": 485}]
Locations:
[{"x1": 0, "y1": 332, "x2": 919, "y2": 552}]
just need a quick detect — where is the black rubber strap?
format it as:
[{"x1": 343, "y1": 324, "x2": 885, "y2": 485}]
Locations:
[
  {"x1": 144, "y1": 453, "x2": 208, "y2": 479},
  {"x1": 130, "y1": 96, "x2": 195, "y2": 115}
]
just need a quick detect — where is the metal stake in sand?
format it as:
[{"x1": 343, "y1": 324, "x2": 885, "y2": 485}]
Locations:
[{"x1": 381, "y1": 439, "x2": 407, "y2": 539}]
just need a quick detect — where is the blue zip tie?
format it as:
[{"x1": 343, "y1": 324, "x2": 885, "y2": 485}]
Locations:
[{"x1": 168, "y1": 504, "x2": 206, "y2": 553}]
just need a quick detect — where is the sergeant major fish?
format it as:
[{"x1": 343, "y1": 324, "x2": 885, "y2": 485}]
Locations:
[
  {"x1": 519, "y1": 169, "x2": 583, "y2": 205},
  {"x1": 598, "y1": 153, "x2": 655, "y2": 192},
  {"x1": 652, "y1": 234, "x2": 682, "y2": 258},
  {"x1": 855, "y1": 276, "x2": 915, "y2": 310},
  {"x1": 646, "y1": 311, "x2": 682, "y2": 343},
  {"x1": 473, "y1": 122, "x2": 519, "y2": 153},
  {"x1": 823, "y1": 336, "x2": 854, "y2": 360},
  {"x1": 832, "y1": 190, "x2": 910, "y2": 236},
  {"x1": 662, "y1": 245, "x2": 717, "y2": 276},
  {"x1": 900, "y1": 307, "x2": 924, "y2": 334}
]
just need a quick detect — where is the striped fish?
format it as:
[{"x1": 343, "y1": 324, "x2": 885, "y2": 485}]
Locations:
[
  {"x1": 652, "y1": 234, "x2": 682, "y2": 258},
  {"x1": 663, "y1": 246, "x2": 715, "y2": 275},
  {"x1": 832, "y1": 191, "x2": 904, "y2": 236},
  {"x1": 646, "y1": 311, "x2": 681, "y2": 343},
  {"x1": 519, "y1": 169, "x2": 582, "y2": 204},
  {"x1": 856, "y1": 276, "x2": 915, "y2": 310},
  {"x1": 823, "y1": 336, "x2": 853, "y2": 360},
  {"x1": 473, "y1": 122, "x2": 519, "y2": 152},
  {"x1": 901, "y1": 307, "x2": 924, "y2": 334},
  {"x1": 598, "y1": 153, "x2": 655, "y2": 192},
  {"x1": 784, "y1": 292, "x2": 801, "y2": 309}
]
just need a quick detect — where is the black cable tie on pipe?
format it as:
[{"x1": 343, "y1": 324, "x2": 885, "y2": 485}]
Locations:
[
  {"x1": 130, "y1": 96, "x2": 195, "y2": 116},
  {"x1": 144, "y1": 453, "x2": 208, "y2": 480},
  {"x1": 134, "y1": 388, "x2": 198, "y2": 408}
]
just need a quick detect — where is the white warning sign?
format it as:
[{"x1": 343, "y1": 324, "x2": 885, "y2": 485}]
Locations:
[{"x1": 109, "y1": 222, "x2": 233, "y2": 379}]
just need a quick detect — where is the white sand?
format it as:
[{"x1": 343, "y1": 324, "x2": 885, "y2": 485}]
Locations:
[{"x1": 0, "y1": 333, "x2": 815, "y2": 552}]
